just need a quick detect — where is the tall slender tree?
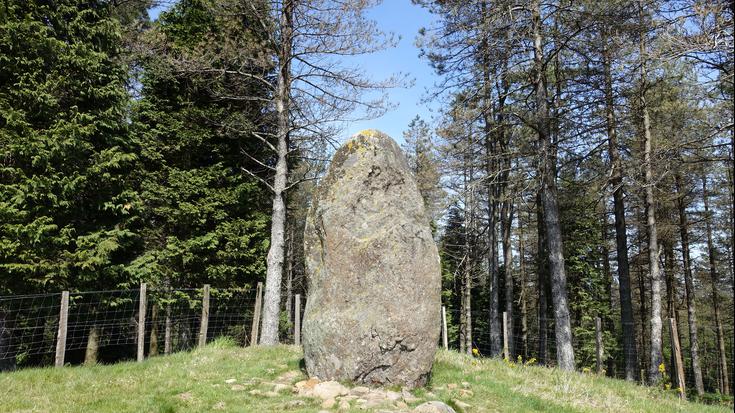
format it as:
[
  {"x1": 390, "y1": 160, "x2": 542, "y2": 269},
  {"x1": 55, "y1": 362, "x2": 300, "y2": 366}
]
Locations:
[
  {"x1": 674, "y1": 175, "x2": 704, "y2": 394},
  {"x1": 248, "y1": 0, "x2": 400, "y2": 344},
  {"x1": 638, "y1": 10, "x2": 663, "y2": 383},
  {"x1": 0, "y1": 0, "x2": 137, "y2": 294},
  {"x1": 702, "y1": 175, "x2": 730, "y2": 395},
  {"x1": 600, "y1": 13, "x2": 639, "y2": 381},
  {"x1": 531, "y1": 0, "x2": 574, "y2": 370}
]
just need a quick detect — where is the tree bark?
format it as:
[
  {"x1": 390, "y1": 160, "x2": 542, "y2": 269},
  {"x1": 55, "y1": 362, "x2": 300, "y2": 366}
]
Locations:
[
  {"x1": 636, "y1": 238, "x2": 649, "y2": 382},
  {"x1": 487, "y1": 160, "x2": 501, "y2": 357},
  {"x1": 602, "y1": 26, "x2": 639, "y2": 381},
  {"x1": 164, "y1": 305, "x2": 172, "y2": 355},
  {"x1": 728, "y1": 162, "x2": 735, "y2": 394},
  {"x1": 502, "y1": 193, "x2": 514, "y2": 359},
  {"x1": 460, "y1": 127, "x2": 474, "y2": 355},
  {"x1": 519, "y1": 204, "x2": 529, "y2": 361},
  {"x1": 464, "y1": 132, "x2": 474, "y2": 356},
  {"x1": 260, "y1": 0, "x2": 293, "y2": 345},
  {"x1": 663, "y1": 240, "x2": 684, "y2": 389},
  {"x1": 536, "y1": 190, "x2": 548, "y2": 366},
  {"x1": 640, "y1": 40, "x2": 663, "y2": 384},
  {"x1": 601, "y1": 219, "x2": 616, "y2": 377},
  {"x1": 532, "y1": 0, "x2": 574, "y2": 370},
  {"x1": 702, "y1": 175, "x2": 730, "y2": 395},
  {"x1": 663, "y1": 242, "x2": 677, "y2": 323},
  {"x1": 482, "y1": 54, "x2": 501, "y2": 357},
  {"x1": 674, "y1": 175, "x2": 704, "y2": 395},
  {"x1": 463, "y1": 252, "x2": 473, "y2": 356},
  {"x1": 285, "y1": 230, "x2": 294, "y2": 341}
]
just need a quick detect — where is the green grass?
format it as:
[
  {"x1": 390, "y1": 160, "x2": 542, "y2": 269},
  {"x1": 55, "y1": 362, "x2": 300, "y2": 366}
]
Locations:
[{"x1": 0, "y1": 339, "x2": 730, "y2": 413}]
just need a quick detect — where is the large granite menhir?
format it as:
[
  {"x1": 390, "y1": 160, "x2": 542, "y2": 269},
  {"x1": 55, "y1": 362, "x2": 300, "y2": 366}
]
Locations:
[{"x1": 302, "y1": 130, "x2": 441, "y2": 388}]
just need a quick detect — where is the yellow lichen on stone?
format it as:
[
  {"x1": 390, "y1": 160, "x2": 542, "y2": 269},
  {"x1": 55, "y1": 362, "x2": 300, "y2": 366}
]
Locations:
[{"x1": 357, "y1": 129, "x2": 382, "y2": 137}]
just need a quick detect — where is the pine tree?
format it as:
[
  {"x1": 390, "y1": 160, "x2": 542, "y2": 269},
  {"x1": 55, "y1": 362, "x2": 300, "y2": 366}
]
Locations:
[
  {"x1": 128, "y1": 0, "x2": 272, "y2": 290},
  {"x1": 0, "y1": 0, "x2": 137, "y2": 294},
  {"x1": 402, "y1": 116, "x2": 445, "y2": 226}
]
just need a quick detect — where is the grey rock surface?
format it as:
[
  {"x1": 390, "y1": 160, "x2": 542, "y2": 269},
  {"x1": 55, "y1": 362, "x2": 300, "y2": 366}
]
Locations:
[
  {"x1": 302, "y1": 130, "x2": 441, "y2": 388},
  {"x1": 413, "y1": 401, "x2": 457, "y2": 413}
]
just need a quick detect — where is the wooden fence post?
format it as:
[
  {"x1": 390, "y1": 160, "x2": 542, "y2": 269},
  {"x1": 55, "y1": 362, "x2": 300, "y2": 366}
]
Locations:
[
  {"x1": 250, "y1": 282, "x2": 263, "y2": 346},
  {"x1": 595, "y1": 316, "x2": 603, "y2": 374},
  {"x1": 137, "y1": 283, "x2": 147, "y2": 362},
  {"x1": 294, "y1": 294, "x2": 301, "y2": 346},
  {"x1": 503, "y1": 311, "x2": 509, "y2": 360},
  {"x1": 198, "y1": 284, "x2": 210, "y2": 347},
  {"x1": 164, "y1": 305, "x2": 172, "y2": 355},
  {"x1": 441, "y1": 306, "x2": 448, "y2": 351},
  {"x1": 54, "y1": 291, "x2": 69, "y2": 367},
  {"x1": 670, "y1": 318, "x2": 686, "y2": 400}
]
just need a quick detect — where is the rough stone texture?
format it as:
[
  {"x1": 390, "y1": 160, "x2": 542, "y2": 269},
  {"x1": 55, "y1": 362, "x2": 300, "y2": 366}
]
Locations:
[
  {"x1": 310, "y1": 381, "x2": 349, "y2": 400},
  {"x1": 413, "y1": 401, "x2": 457, "y2": 413},
  {"x1": 302, "y1": 129, "x2": 441, "y2": 388}
]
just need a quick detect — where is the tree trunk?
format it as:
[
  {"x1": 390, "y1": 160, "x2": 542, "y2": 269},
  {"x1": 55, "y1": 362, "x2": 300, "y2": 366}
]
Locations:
[
  {"x1": 536, "y1": 190, "x2": 548, "y2": 366},
  {"x1": 663, "y1": 240, "x2": 683, "y2": 389},
  {"x1": 532, "y1": 0, "x2": 574, "y2": 370},
  {"x1": 460, "y1": 131, "x2": 474, "y2": 355},
  {"x1": 663, "y1": 242, "x2": 677, "y2": 323},
  {"x1": 636, "y1": 241, "x2": 648, "y2": 382},
  {"x1": 519, "y1": 204, "x2": 529, "y2": 361},
  {"x1": 602, "y1": 27, "x2": 639, "y2": 381},
  {"x1": 601, "y1": 220, "x2": 616, "y2": 377},
  {"x1": 728, "y1": 162, "x2": 735, "y2": 395},
  {"x1": 84, "y1": 326, "x2": 99, "y2": 365},
  {"x1": 484, "y1": 108, "x2": 501, "y2": 357},
  {"x1": 487, "y1": 169, "x2": 501, "y2": 357},
  {"x1": 464, "y1": 148, "x2": 474, "y2": 356},
  {"x1": 675, "y1": 176, "x2": 704, "y2": 395},
  {"x1": 164, "y1": 305, "x2": 172, "y2": 355},
  {"x1": 702, "y1": 175, "x2": 730, "y2": 395},
  {"x1": 636, "y1": 14, "x2": 663, "y2": 383},
  {"x1": 464, "y1": 254, "x2": 473, "y2": 356},
  {"x1": 260, "y1": 0, "x2": 293, "y2": 345},
  {"x1": 502, "y1": 195, "x2": 514, "y2": 359},
  {"x1": 459, "y1": 282, "x2": 467, "y2": 355},
  {"x1": 285, "y1": 231, "x2": 294, "y2": 341},
  {"x1": 541, "y1": 176, "x2": 575, "y2": 370},
  {"x1": 149, "y1": 304, "x2": 159, "y2": 357}
]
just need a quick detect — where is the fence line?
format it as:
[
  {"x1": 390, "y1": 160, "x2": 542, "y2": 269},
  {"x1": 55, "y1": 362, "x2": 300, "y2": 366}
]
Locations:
[
  {"x1": 441, "y1": 305, "x2": 734, "y2": 396},
  {"x1": 2, "y1": 289, "x2": 732, "y2": 398},
  {"x1": 0, "y1": 285, "x2": 275, "y2": 370}
]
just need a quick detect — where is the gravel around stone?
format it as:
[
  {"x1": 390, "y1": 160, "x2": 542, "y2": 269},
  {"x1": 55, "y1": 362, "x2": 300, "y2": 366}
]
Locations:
[{"x1": 241, "y1": 372, "x2": 461, "y2": 412}]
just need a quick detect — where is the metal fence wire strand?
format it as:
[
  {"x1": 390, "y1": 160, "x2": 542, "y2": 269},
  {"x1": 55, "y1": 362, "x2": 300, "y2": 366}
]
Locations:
[{"x1": 0, "y1": 286, "x2": 259, "y2": 370}]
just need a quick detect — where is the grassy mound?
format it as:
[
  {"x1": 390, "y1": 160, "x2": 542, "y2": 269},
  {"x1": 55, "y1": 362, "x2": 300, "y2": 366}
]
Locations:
[{"x1": 0, "y1": 339, "x2": 729, "y2": 412}]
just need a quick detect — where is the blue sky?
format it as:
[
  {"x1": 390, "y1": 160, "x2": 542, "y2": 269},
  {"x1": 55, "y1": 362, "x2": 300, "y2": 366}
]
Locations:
[
  {"x1": 339, "y1": 1, "x2": 440, "y2": 144},
  {"x1": 149, "y1": 1, "x2": 439, "y2": 145}
]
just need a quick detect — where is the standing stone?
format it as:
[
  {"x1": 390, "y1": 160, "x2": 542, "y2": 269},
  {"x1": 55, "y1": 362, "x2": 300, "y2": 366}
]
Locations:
[{"x1": 302, "y1": 129, "x2": 441, "y2": 388}]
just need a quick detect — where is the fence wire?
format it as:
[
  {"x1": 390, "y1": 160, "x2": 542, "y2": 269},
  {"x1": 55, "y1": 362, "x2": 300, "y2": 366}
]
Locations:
[
  {"x1": 443, "y1": 306, "x2": 734, "y2": 396},
  {"x1": 2, "y1": 288, "x2": 732, "y2": 398},
  {"x1": 0, "y1": 286, "x2": 260, "y2": 370}
]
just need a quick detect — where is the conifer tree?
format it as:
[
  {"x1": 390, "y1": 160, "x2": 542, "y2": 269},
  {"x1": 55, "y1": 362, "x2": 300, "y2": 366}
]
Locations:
[
  {"x1": 0, "y1": 0, "x2": 137, "y2": 294},
  {"x1": 129, "y1": 0, "x2": 273, "y2": 290}
]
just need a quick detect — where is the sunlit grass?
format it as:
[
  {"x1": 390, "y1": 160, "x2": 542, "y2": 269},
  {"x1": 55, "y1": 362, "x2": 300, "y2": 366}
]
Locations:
[{"x1": 0, "y1": 340, "x2": 729, "y2": 412}]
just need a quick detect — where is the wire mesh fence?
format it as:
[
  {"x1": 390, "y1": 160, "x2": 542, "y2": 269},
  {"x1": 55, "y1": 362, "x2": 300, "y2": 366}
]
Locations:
[
  {"x1": 2, "y1": 287, "x2": 732, "y2": 398},
  {"x1": 441, "y1": 305, "x2": 734, "y2": 397},
  {"x1": 0, "y1": 285, "x2": 266, "y2": 371}
]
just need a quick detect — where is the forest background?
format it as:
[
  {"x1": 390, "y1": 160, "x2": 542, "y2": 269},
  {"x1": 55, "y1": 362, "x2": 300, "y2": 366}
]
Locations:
[{"x1": 0, "y1": 0, "x2": 732, "y2": 400}]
